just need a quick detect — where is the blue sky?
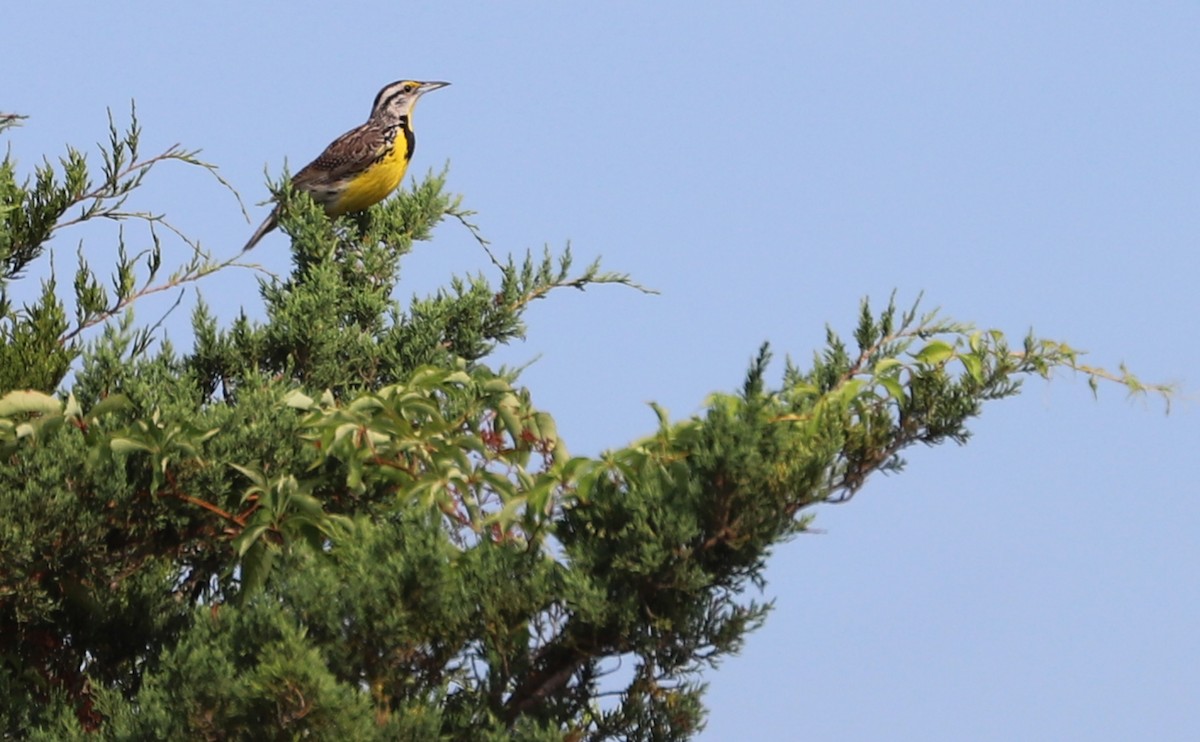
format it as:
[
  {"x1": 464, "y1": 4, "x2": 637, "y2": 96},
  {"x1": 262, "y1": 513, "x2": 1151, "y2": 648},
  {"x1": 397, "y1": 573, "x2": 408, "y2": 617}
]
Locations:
[{"x1": 7, "y1": 3, "x2": 1199, "y2": 739}]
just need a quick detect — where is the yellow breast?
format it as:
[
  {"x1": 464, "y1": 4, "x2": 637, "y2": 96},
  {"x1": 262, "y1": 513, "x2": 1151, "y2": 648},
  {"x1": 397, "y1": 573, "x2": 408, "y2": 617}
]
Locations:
[{"x1": 330, "y1": 136, "x2": 411, "y2": 216}]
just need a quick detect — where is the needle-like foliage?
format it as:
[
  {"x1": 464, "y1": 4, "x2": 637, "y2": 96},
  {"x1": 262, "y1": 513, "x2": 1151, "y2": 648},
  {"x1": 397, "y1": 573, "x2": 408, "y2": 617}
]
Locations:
[{"x1": 0, "y1": 111, "x2": 1169, "y2": 741}]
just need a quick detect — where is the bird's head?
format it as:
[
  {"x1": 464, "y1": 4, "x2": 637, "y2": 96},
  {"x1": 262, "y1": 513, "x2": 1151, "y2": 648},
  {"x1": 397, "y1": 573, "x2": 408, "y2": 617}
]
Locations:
[{"x1": 369, "y1": 80, "x2": 449, "y2": 124}]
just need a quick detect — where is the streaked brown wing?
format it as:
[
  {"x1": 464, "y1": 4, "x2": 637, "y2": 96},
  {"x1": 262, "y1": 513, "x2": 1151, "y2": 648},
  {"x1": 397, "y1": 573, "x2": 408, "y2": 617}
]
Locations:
[{"x1": 292, "y1": 122, "x2": 388, "y2": 189}]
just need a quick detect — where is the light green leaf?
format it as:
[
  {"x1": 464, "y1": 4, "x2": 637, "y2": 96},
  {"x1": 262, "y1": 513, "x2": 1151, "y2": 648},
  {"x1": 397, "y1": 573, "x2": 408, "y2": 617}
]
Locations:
[
  {"x1": 110, "y1": 437, "x2": 154, "y2": 454},
  {"x1": 0, "y1": 390, "x2": 62, "y2": 417},
  {"x1": 914, "y1": 340, "x2": 955, "y2": 366},
  {"x1": 960, "y1": 353, "x2": 984, "y2": 383},
  {"x1": 874, "y1": 357, "x2": 903, "y2": 375},
  {"x1": 283, "y1": 389, "x2": 315, "y2": 410},
  {"x1": 482, "y1": 378, "x2": 512, "y2": 393},
  {"x1": 880, "y1": 377, "x2": 906, "y2": 403},
  {"x1": 89, "y1": 394, "x2": 132, "y2": 419}
]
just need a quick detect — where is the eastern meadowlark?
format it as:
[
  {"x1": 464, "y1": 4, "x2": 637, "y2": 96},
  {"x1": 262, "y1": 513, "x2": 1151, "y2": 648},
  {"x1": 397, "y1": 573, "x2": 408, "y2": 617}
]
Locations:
[{"x1": 242, "y1": 79, "x2": 449, "y2": 251}]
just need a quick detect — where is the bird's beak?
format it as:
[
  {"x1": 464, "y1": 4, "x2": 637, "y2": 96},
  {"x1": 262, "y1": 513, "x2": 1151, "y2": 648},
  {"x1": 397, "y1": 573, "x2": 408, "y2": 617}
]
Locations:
[{"x1": 419, "y1": 81, "x2": 450, "y2": 95}]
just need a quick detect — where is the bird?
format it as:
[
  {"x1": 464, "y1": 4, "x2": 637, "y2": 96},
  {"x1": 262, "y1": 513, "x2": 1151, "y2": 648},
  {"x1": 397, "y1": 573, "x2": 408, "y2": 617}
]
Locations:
[{"x1": 242, "y1": 79, "x2": 449, "y2": 251}]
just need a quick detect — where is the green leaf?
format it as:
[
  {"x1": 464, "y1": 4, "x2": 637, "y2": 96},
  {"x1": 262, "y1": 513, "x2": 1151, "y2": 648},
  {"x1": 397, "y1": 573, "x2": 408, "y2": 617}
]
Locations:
[
  {"x1": 960, "y1": 353, "x2": 984, "y2": 383},
  {"x1": 235, "y1": 524, "x2": 272, "y2": 558},
  {"x1": 63, "y1": 393, "x2": 82, "y2": 418},
  {"x1": 238, "y1": 541, "x2": 276, "y2": 598},
  {"x1": 0, "y1": 390, "x2": 62, "y2": 417},
  {"x1": 283, "y1": 389, "x2": 315, "y2": 410},
  {"x1": 110, "y1": 437, "x2": 154, "y2": 454},
  {"x1": 482, "y1": 377, "x2": 512, "y2": 394},
  {"x1": 289, "y1": 492, "x2": 326, "y2": 520},
  {"x1": 874, "y1": 357, "x2": 903, "y2": 375},
  {"x1": 229, "y1": 462, "x2": 269, "y2": 490},
  {"x1": 497, "y1": 404, "x2": 523, "y2": 445},
  {"x1": 914, "y1": 340, "x2": 955, "y2": 366},
  {"x1": 879, "y1": 377, "x2": 906, "y2": 403},
  {"x1": 89, "y1": 394, "x2": 132, "y2": 419},
  {"x1": 537, "y1": 421, "x2": 567, "y2": 461}
]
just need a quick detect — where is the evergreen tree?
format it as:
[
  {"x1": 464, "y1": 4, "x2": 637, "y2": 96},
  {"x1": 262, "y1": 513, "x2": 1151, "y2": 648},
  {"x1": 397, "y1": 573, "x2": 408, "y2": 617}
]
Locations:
[{"x1": 0, "y1": 111, "x2": 1167, "y2": 740}]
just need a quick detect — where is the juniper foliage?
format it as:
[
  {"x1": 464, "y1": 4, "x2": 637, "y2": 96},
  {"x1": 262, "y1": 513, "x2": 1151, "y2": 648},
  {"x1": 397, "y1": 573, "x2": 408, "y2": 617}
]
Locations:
[{"x1": 0, "y1": 112, "x2": 1167, "y2": 740}]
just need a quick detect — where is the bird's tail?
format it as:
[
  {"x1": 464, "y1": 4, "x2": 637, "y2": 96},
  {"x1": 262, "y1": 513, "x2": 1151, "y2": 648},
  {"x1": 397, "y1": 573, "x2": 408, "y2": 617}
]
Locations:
[{"x1": 242, "y1": 208, "x2": 279, "y2": 252}]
